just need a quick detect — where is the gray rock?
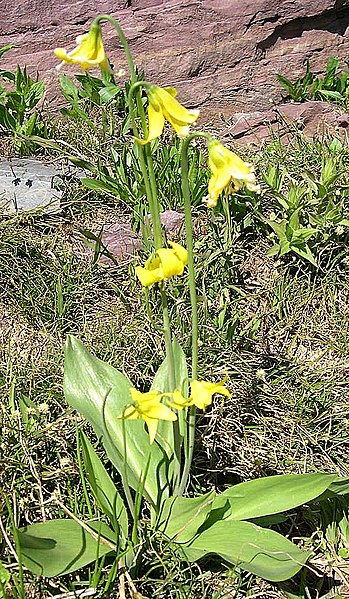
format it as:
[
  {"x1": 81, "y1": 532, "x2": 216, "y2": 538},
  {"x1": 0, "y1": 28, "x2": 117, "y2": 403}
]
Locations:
[{"x1": 0, "y1": 158, "x2": 63, "y2": 213}]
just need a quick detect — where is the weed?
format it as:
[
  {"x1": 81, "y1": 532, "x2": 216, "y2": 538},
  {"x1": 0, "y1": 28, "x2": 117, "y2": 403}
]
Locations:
[
  {"x1": 0, "y1": 45, "x2": 52, "y2": 155},
  {"x1": 277, "y1": 56, "x2": 349, "y2": 106}
]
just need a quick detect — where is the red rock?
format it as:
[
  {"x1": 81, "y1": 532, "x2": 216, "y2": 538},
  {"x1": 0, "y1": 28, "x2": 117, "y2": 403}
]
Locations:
[
  {"x1": 227, "y1": 101, "x2": 349, "y2": 144},
  {"x1": 1, "y1": 1, "x2": 349, "y2": 119}
]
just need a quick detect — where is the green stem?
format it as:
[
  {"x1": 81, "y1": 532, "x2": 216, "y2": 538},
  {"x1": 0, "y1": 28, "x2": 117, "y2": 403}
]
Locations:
[
  {"x1": 95, "y1": 15, "x2": 136, "y2": 82},
  {"x1": 95, "y1": 16, "x2": 156, "y2": 245},
  {"x1": 145, "y1": 144, "x2": 163, "y2": 249},
  {"x1": 128, "y1": 82, "x2": 162, "y2": 247},
  {"x1": 178, "y1": 132, "x2": 212, "y2": 495}
]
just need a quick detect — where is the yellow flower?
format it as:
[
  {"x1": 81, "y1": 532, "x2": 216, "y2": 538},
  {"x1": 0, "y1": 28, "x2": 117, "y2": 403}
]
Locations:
[
  {"x1": 187, "y1": 379, "x2": 231, "y2": 410},
  {"x1": 120, "y1": 388, "x2": 177, "y2": 444},
  {"x1": 137, "y1": 85, "x2": 200, "y2": 144},
  {"x1": 207, "y1": 140, "x2": 260, "y2": 208},
  {"x1": 135, "y1": 241, "x2": 188, "y2": 287},
  {"x1": 166, "y1": 388, "x2": 190, "y2": 410},
  {"x1": 54, "y1": 23, "x2": 110, "y2": 72},
  {"x1": 166, "y1": 379, "x2": 231, "y2": 411}
]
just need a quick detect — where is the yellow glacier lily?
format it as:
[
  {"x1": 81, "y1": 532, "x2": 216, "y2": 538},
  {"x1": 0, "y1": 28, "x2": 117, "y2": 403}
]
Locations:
[
  {"x1": 166, "y1": 379, "x2": 231, "y2": 411},
  {"x1": 138, "y1": 85, "x2": 200, "y2": 144},
  {"x1": 207, "y1": 140, "x2": 260, "y2": 208},
  {"x1": 187, "y1": 379, "x2": 231, "y2": 410},
  {"x1": 120, "y1": 388, "x2": 177, "y2": 444},
  {"x1": 135, "y1": 241, "x2": 188, "y2": 287},
  {"x1": 54, "y1": 23, "x2": 110, "y2": 72}
]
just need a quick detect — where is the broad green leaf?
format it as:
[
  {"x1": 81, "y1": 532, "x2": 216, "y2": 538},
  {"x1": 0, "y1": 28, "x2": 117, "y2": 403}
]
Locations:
[
  {"x1": 266, "y1": 219, "x2": 287, "y2": 239},
  {"x1": 64, "y1": 336, "x2": 169, "y2": 508},
  {"x1": 80, "y1": 431, "x2": 128, "y2": 539},
  {"x1": 0, "y1": 44, "x2": 16, "y2": 59},
  {"x1": 213, "y1": 473, "x2": 336, "y2": 521},
  {"x1": 182, "y1": 519, "x2": 309, "y2": 582},
  {"x1": 59, "y1": 74, "x2": 79, "y2": 100},
  {"x1": 0, "y1": 104, "x2": 16, "y2": 131},
  {"x1": 18, "y1": 519, "x2": 115, "y2": 577},
  {"x1": 318, "y1": 89, "x2": 342, "y2": 100},
  {"x1": 157, "y1": 490, "x2": 215, "y2": 543},
  {"x1": 292, "y1": 244, "x2": 317, "y2": 266}
]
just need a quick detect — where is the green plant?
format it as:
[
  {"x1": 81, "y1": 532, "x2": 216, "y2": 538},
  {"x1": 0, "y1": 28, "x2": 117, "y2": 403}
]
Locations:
[
  {"x1": 11, "y1": 16, "x2": 349, "y2": 598},
  {"x1": 277, "y1": 56, "x2": 349, "y2": 105},
  {"x1": 0, "y1": 45, "x2": 51, "y2": 154},
  {"x1": 261, "y1": 156, "x2": 349, "y2": 266}
]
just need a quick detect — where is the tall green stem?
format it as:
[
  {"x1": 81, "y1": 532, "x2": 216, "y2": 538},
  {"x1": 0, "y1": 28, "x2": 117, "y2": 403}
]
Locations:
[
  {"x1": 95, "y1": 15, "x2": 136, "y2": 82},
  {"x1": 178, "y1": 132, "x2": 212, "y2": 495},
  {"x1": 96, "y1": 15, "x2": 179, "y2": 488}
]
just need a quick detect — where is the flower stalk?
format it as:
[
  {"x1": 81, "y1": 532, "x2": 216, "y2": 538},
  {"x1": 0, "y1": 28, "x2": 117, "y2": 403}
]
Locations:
[{"x1": 178, "y1": 132, "x2": 212, "y2": 495}]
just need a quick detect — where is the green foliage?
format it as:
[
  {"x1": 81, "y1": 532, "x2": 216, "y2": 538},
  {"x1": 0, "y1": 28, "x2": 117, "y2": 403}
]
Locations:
[
  {"x1": 277, "y1": 57, "x2": 349, "y2": 105},
  {"x1": 182, "y1": 520, "x2": 309, "y2": 583},
  {"x1": 0, "y1": 44, "x2": 50, "y2": 154},
  {"x1": 79, "y1": 431, "x2": 129, "y2": 539},
  {"x1": 261, "y1": 155, "x2": 349, "y2": 266},
  {"x1": 18, "y1": 519, "x2": 117, "y2": 577},
  {"x1": 63, "y1": 335, "x2": 170, "y2": 508},
  {"x1": 58, "y1": 70, "x2": 128, "y2": 133}
]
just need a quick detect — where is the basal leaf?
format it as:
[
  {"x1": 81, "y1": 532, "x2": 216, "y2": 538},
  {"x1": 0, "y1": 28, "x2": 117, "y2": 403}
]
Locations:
[
  {"x1": 64, "y1": 336, "x2": 170, "y2": 509},
  {"x1": 151, "y1": 338, "x2": 188, "y2": 459},
  {"x1": 80, "y1": 431, "x2": 128, "y2": 539},
  {"x1": 213, "y1": 473, "x2": 336, "y2": 520},
  {"x1": 157, "y1": 490, "x2": 215, "y2": 543},
  {"x1": 182, "y1": 519, "x2": 309, "y2": 582},
  {"x1": 18, "y1": 519, "x2": 115, "y2": 577}
]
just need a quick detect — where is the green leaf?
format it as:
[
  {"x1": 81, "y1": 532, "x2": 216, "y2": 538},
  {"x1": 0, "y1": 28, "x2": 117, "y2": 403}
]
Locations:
[
  {"x1": 318, "y1": 89, "x2": 342, "y2": 100},
  {"x1": 292, "y1": 244, "x2": 317, "y2": 266},
  {"x1": 99, "y1": 84, "x2": 121, "y2": 103},
  {"x1": 80, "y1": 431, "x2": 128, "y2": 539},
  {"x1": 25, "y1": 81, "x2": 45, "y2": 109},
  {"x1": 266, "y1": 219, "x2": 287, "y2": 240},
  {"x1": 0, "y1": 104, "x2": 16, "y2": 131},
  {"x1": 18, "y1": 519, "x2": 115, "y2": 577},
  {"x1": 59, "y1": 74, "x2": 79, "y2": 100},
  {"x1": 0, "y1": 561, "x2": 10, "y2": 586},
  {"x1": 213, "y1": 473, "x2": 336, "y2": 520},
  {"x1": 327, "y1": 476, "x2": 349, "y2": 496},
  {"x1": 157, "y1": 490, "x2": 215, "y2": 543},
  {"x1": 64, "y1": 336, "x2": 170, "y2": 509},
  {"x1": 182, "y1": 519, "x2": 309, "y2": 582},
  {"x1": 81, "y1": 177, "x2": 119, "y2": 195}
]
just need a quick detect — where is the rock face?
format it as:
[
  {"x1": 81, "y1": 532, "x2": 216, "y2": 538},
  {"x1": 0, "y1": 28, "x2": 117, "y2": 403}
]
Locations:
[
  {"x1": 227, "y1": 101, "x2": 349, "y2": 145},
  {"x1": 1, "y1": 1, "x2": 349, "y2": 119}
]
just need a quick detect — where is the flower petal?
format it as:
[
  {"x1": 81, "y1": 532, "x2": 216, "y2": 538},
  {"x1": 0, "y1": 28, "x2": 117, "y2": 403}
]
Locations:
[
  {"x1": 135, "y1": 265, "x2": 162, "y2": 287},
  {"x1": 137, "y1": 103, "x2": 165, "y2": 145},
  {"x1": 207, "y1": 140, "x2": 259, "y2": 206},
  {"x1": 119, "y1": 405, "x2": 139, "y2": 420},
  {"x1": 156, "y1": 248, "x2": 185, "y2": 278},
  {"x1": 188, "y1": 380, "x2": 213, "y2": 410},
  {"x1": 169, "y1": 241, "x2": 188, "y2": 266},
  {"x1": 166, "y1": 389, "x2": 189, "y2": 410},
  {"x1": 54, "y1": 23, "x2": 109, "y2": 72},
  {"x1": 144, "y1": 416, "x2": 158, "y2": 444},
  {"x1": 156, "y1": 87, "x2": 200, "y2": 124}
]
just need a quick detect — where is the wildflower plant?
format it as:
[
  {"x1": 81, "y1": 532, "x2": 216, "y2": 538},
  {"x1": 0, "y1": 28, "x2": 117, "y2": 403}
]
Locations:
[{"x1": 15, "y1": 15, "x2": 349, "y2": 592}]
